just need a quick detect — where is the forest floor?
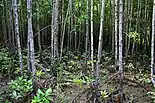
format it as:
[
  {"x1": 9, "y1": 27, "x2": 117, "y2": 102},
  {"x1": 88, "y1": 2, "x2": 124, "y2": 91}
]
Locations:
[
  {"x1": 63, "y1": 76, "x2": 151, "y2": 103},
  {"x1": 0, "y1": 72, "x2": 153, "y2": 103},
  {"x1": 0, "y1": 49, "x2": 153, "y2": 103},
  {"x1": 64, "y1": 85, "x2": 151, "y2": 103}
]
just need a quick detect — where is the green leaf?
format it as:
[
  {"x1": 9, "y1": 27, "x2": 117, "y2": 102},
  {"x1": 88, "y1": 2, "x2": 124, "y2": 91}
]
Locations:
[
  {"x1": 101, "y1": 90, "x2": 109, "y2": 98},
  {"x1": 37, "y1": 89, "x2": 44, "y2": 95},
  {"x1": 144, "y1": 78, "x2": 151, "y2": 84},
  {"x1": 12, "y1": 90, "x2": 17, "y2": 97},
  {"x1": 45, "y1": 88, "x2": 52, "y2": 96}
]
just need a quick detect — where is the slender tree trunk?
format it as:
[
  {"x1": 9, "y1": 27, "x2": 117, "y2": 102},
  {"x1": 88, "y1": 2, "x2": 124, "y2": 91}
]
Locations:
[
  {"x1": 60, "y1": 5, "x2": 69, "y2": 60},
  {"x1": 27, "y1": 0, "x2": 36, "y2": 79},
  {"x1": 51, "y1": 0, "x2": 59, "y2": 60},
  {"x1": 69, "y1": 0, "x2": 73, "y2": 49},
  {"x1": 139, "y1": 0, "x2": 142, "y2": 50},
  {"x1": 54, "y1": 0, "x2": 59, "y2": 58},
  {"x1": 127, "y1": 0, "x2": 133, "y2": 55},
  {"x1": 85, "y1": 0, "x2": 89, "y2": 63},
  {"x1": 51, "y1": 0, "x2": 55, "y2": 59},
  {"x1": 118, "y1": 0, "x2": 123, "y2": 87},
  {"x1": 96, "y1": 0, "x2": 105, "y2": 80},
  {"x1": 91, "y1": 0, "x2": 94, "y2": 75},
  {"x1": 73, "y1": 0, "x2": 77, "y2": 49},
  {"x1": 115, "y1": 0, "x2": 118, "y2": 65},
  {"x1": 37, "y1": 0, "x2": 42, "y2": 60},
  {"x1": 67, "y1": 18, "x2": 70, "y2": 51},
  {"x1": 78, "y1": 24, "x2": 81, "y2": 50},
  {"x1": 144, "y1": 0, "x2": 148, "y2": 51},
  {"x1": 151, "y1": 0, "x2": 155, "y2": 87},
  {"x1": 111, "y1": 0, "x2": 115, "y2": 53},
  {"x1": 125, "y1": 0, "x2": 129, "y2": 56},
  {"x1": 60, "y1": 0, "x2": 64, "y2": 48},
  {"x1": 13, "y1": 0, "x2": 23, "y2": 74}
]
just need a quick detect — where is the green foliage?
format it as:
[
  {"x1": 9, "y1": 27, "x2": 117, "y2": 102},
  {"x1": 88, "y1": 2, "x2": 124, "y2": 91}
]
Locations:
[
  {"x1": 56, "y1": 51, "x2": 95, "y2": 87},
  {"x1": 100, "y1": 90, "x2": 109, "y2": 99},
  {"x1": 31, "y1": 88, "x2": 53, "y2": 103},
  {"x1": 128, "y1": 31, "x2": 140, "y2": 43},
  {"x1": 144, "y1": 78, "x2": 151, "y2": 84},
  {"x1": 59, "y1": 75, "x2": 94, "y2": 88},
  {"x1": 147, "y1": 91, "x2": 155, "y2": 102},
  {"x1": 73, "y1": 76, "x2": 93, "y2": 85},
  {"x1": 8, "y1": 76, "x2": 33, "y2": 100},
  {"x1": 146, "y1": 82, "x2": 155, "y2": 102},
  {"x1": 0, "y1": 100, "x2": 12, "y2": 103},
  {"x1": 67, "y1": 60, "x2": 82, "y2": 72},
  {"x1": 58, "y1": 66, "x2": 94, "y2": 87},
  {"x1": 77, "y1": 14, "x2": 87, "y2": 24},
  {"x1": 36, "y1": 70, "x2": 46, "y2": 77},
  {"x1": 32, "y1": 88, "x2": 68, "y2": 103},
  {"x1": 32, "y1": 0, "x2": 51, "y2": 22},
  {"x1": 0, "y1": 48, "x2": 14, "y2": 75},
  {"x1": 73, "y1": 77, "x2": 84, "y2": 86}
]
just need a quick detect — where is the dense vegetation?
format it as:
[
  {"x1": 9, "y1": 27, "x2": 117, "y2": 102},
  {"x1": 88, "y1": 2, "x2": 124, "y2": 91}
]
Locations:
[{"x1": 0, "y1": 0, "x2": 155, "y2": 103}]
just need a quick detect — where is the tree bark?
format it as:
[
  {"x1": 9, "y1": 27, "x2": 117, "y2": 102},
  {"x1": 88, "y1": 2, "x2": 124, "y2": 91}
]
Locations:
[
  {"x1": 60, "y1": 5, "x2": 69, "y2": 60},
  {"x1": 13, "y1": 0, "x2": 23, "y2": 74},
  {"x1": 51, "y1": 0, "x2": 59, "y2": 60},
  {"x1": 111, "y1": 0, "x2": 115, "y2": 53},
  {"x1": 27, "y1": 0, "x2": 36, "y2": 78},
  {"x1": 151, "y1": 0, "x2": 155, "y2": 87},
  {"x1": 85, "y1": 0, "x2": 89, "y2": 64},
  {"x1": 115, "y1": 0, "x2": 118, "y2": 65},
  {"x1": 37, "y1": 0, "x2": 42, "y2": 60},
  {"x1": 91, "y1": 0, "x2": 94, "y2": 75},
  {"x1": 96, "y1": 0, "x2": 105, "y2": 80},
  {"x1": 118, "y1": 0, "x2": 123, "y2": 86}
]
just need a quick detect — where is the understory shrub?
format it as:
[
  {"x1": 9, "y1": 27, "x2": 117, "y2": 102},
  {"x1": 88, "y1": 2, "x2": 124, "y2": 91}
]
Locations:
[
  {"x1": 32, "y1": 88, "x2": 69, "y2": 103},
  {"x1": 8, "y1": 76, "x2": 33, "y2": 101},
  {"x1": 0, "y1": 48, "x2": 14, "y2": 75}
]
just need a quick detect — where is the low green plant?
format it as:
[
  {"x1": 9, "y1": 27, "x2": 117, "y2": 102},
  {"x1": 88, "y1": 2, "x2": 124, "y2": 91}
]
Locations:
[
  {"x1": 147, "y1": 91, "x2": 155, "y2": 102},
  {"x1": 0, "y1": 100, "x2": 12, "y2": 103},
  {"x1": 100, "y1": 90, "x2": 109, "y2": 99},
  {"x1": 72, "y1": 76, "x2": 94, "y2": 87},
  {"x1": 31, "y1": 88, "x2": 53, "y2": 103},
  {"x1": 73, "y1": 77, "x2": 84, "y2": 87},
  {"x1": 4, "y1": 100, "x2": 12, "y2": 103},
  {"x1": 8, "y1": 76, "x2": 33, "y2": 100},
  {"x1": 128, "y1": 31, "x2": 140, "y2": 43},
  {"x1": 32, "y1": 88, "x2": 69, "y2": 103},
  {"x1": 36, "y1": 70, "x2": 46, "y2": 77},
  {"x1": 67, "y1": 60, "x2": 82, "y2": 72},
  {"x1": 0, "y1": 48, "x2": 14, "y2": 75},
  {"x1": 147, "y1": 86, "x2": 155, "y2": 103}
]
